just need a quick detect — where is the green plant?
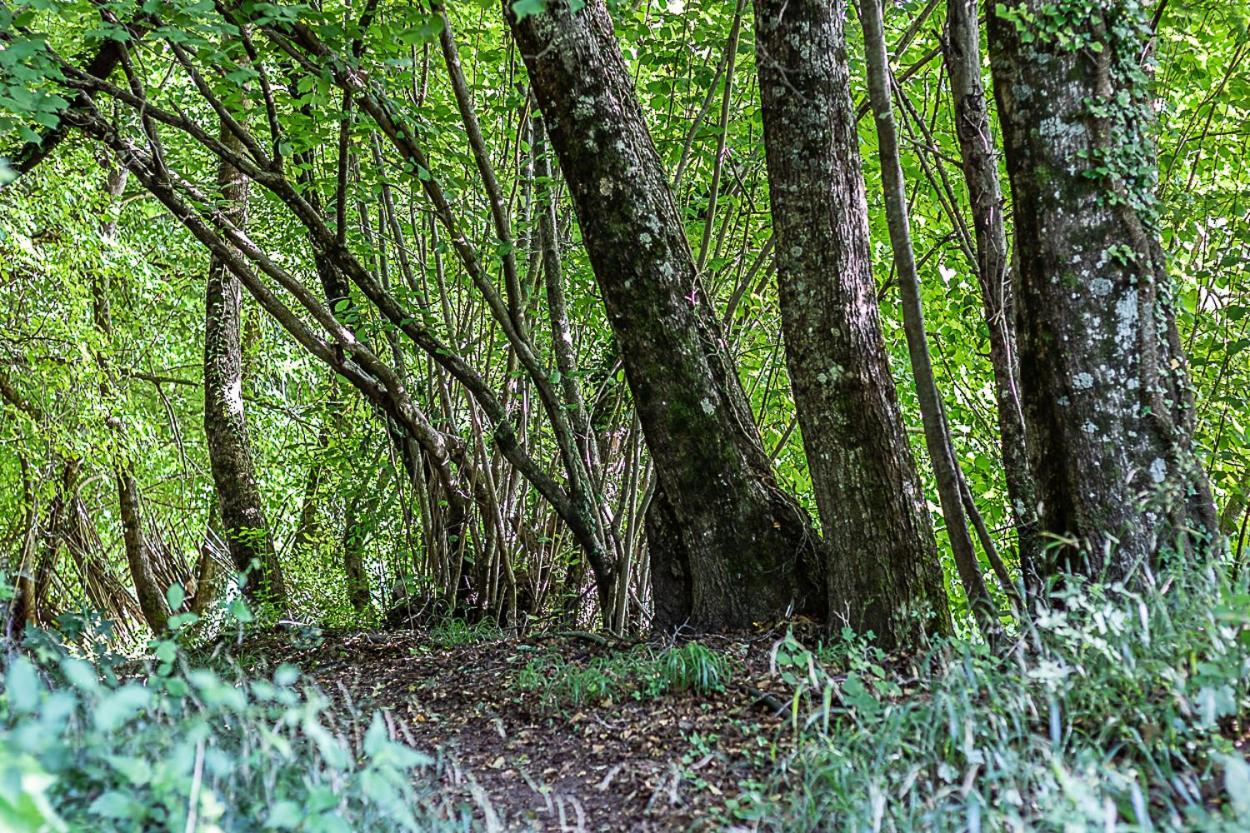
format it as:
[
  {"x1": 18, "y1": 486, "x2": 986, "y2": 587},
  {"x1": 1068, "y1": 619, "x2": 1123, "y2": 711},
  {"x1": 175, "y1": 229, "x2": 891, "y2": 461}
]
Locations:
[
  {"x1": 514, "y1": 642, "x2": 732, "y2": 709},
  {"x1": 426, "y1": 618, "x2": 503, "y2": 649},
  {"x1": 1, "y1": 623, "x2": 464, "y2": 832},
  {"x1": 757, "y1": 564, "x2": 1250, "y2": 831}
]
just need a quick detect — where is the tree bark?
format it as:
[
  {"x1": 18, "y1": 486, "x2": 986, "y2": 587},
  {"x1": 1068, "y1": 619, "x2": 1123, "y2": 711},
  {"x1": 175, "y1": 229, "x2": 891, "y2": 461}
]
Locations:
[
  {"x1": 92, "y1": 166, "x2": 169, "y2": 634},
  {"x1": 506, "y1": 0, "x2": 823, "y2": 630},
  {"x1": 860, "y1": 0, "x2": 1000, "y2": 638},
  {"x1": 204, "y1": 123, "x2": 287, "y2": 611},
  {"x1": 987, "y1": 0, "x2": 1219, "y2": 579},
  {"x1": 943, "y1": 0, "x2": 1042, "y2": 598},
  {"x1": 753, "y1": 0, "x2": 951, "y2": 646}
]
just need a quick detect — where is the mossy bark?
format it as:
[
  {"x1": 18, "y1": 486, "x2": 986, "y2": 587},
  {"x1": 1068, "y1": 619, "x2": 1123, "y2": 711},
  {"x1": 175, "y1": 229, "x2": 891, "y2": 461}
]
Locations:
[
  {"x1": 507, "y1": 0, "x2": 822, "y2": 630},
  {"x1": 987, "y1": 1, "x2": 1218, "y2": 579},
  {"x1": 753, "y1": 0, "x2": 951, "y2": 646},
  {"x1": 204, "y1": 124, "x2": 287, "y2": 611}
]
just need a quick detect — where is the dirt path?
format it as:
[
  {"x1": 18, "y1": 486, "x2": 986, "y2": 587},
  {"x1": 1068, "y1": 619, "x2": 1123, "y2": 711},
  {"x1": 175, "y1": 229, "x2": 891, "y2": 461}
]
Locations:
[{"x1": 249, "y1": 630, "x2": 795, "y2": 831}]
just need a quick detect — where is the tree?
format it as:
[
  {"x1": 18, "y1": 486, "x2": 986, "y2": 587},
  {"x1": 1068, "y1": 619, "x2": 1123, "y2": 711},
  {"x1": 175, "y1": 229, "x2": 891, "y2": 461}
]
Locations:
[
  {"x1": 943, "y1": 0, "x2": 1041, "y2": 597},
  {"x1": 860, "y1": 0, "x2": 999, "y2": 638},
  {"x1": 203, "y1": 123, "x2": 287, "y2": 611},
  {"x1": 753, "y1": 0, "x2": 950, "y2": 645},
  {"x1": 507, "y1": 0, "x2": 823, "y2": 629},
  {"x1": 986, "y1": 0, "x2": 1219, "y2": 579},
  {"x1": 92, "y1": 165, "x2": 169, "y2": 634}
]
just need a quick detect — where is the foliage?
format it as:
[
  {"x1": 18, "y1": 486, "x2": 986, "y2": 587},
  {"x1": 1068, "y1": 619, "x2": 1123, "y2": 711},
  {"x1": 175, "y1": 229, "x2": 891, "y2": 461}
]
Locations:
[
  {"x1": 425, "y1": 617, "x2": 503, "y2": 649},
  {"x1": 0, "y1": 0, "x2": 1243, "y2": 637},
  {"x1": 0, "y1": 617, "x2": 463, "y2": 833},
  {"x1": 515, "y1": 641, "x2": 731, "y2": 709},
  {"x1": 0, "y1": 0, "x2": 1244, "y2": 829},
  {"x1": 752, "y1": 564, "x2": 1250, "y2": 831}
]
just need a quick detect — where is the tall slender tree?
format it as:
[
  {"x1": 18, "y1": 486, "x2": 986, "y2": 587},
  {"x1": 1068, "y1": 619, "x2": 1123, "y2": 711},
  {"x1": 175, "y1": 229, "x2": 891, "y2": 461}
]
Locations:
[
  {"x1": 860, "y1": 0, "x2": 999, "y2": 638},
  {"x1": 943, "y1": 0, "x2": 1041, "y2": 598},
  {"x1": 204, "y1": 123, "x2": 287, "y2": 610},
  {"x1": 93, "y1": 165, "x2": 169, "y2": 633},
  {"x1": 753, "y1": 0, "x2": 951, "y2": 646},
  {"x1": 987, "y1": 0, "x2": 1219, "y2": 579}
]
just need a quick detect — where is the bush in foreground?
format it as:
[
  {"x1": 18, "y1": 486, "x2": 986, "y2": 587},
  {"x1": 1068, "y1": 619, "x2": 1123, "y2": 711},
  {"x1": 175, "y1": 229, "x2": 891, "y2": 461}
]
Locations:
[{"x1": 0, "y1": 618, "x2": 463, "y2": 833}]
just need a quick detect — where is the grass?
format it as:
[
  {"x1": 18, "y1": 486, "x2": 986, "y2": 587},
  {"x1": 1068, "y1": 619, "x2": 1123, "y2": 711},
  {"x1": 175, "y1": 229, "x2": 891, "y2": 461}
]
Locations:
[
  {"x1": 6, "y1": 564, "x2": 1247, "y2": 831},
  {"x1": 425, "y1": 617, "x2": 503, "y2": 649},
  {"x1": 742, "y1": 563, "x2": 1250, "y2": 831},
  {"x1": 514, "y1": 641, "x2": 732, "y2": 709}
]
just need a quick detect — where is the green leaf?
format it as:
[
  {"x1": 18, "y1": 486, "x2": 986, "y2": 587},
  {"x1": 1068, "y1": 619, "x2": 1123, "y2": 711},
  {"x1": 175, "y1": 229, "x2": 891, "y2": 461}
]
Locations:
[
  {"x1": 266, "y1": 800, "x2": 302, "y2": 829},
  {"x1": 274, "y1": 664, "x2": 300, "y2": 687},
  {"x1": 106, "y1": 756, "x2": 152, "y2": 787},
  {"x1": 94, "y1": 684, "x2": 151, "y2": 732},
  {"x1": 511, "y1": 0, "x2": 546, "y2": 20},
  {"x1": 88, "y1": 791, "x2": 136, "y2": 819},
  {"x1": 59, "y1": 658, "x2": 98, "y2": 692},
  {"x1": 5, "y1": 657, "x2": 39, "y2": 712},
  {"x1": 228, "y1": 597, "x2": 254, "y2": 624},
  {"x1": 1222, "y1": 754, "x2": 1250, "y2": 818}
]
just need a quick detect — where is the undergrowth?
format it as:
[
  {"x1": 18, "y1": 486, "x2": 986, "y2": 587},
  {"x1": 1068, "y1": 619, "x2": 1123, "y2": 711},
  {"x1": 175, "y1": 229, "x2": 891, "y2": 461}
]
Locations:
[
  {"x1": 0, "y1": 603, "x2": 464, "y2": 832},
  {"x1": 515, "y1": 641, "x2": 731, "y2": 709},
  {"x1": 747, "y1": 563, "x2": 1250, "y2": 832},
  {"x1": 425, "y1": 617, "x2": 503, "y2": 649}
]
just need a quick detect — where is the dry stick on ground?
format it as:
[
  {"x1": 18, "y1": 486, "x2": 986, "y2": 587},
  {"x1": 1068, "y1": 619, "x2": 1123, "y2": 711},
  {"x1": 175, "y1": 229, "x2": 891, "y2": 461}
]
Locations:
[{"x1": 858, "y1": 0, "x2": 1001, "y2": 642}]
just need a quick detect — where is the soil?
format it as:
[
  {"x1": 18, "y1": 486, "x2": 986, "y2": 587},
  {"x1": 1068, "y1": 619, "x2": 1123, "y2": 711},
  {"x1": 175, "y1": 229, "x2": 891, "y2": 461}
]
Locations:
[{"x1": 242, "y1": 629, "x2": 805, "y2": 832}]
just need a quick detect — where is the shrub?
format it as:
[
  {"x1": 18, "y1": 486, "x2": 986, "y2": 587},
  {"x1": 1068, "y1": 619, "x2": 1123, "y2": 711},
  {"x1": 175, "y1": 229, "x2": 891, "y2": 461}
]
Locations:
[{"x1": 0, "y1": 620, "x2": 464, "y2": 832}]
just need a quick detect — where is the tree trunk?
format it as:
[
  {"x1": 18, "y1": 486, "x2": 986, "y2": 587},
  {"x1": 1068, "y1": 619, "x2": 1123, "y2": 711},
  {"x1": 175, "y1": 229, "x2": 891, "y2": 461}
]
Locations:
[
  {"x1": 987, "y1": 1, "x2": 1219, "y2": 579},
  {"x1": 860, "y1": 0, "x2": 1000, "y2": 639},
  {"x1": 506, "y1": 0, "x2": 822, "y2": 630},
  {"x1": 753, "y1": 0, "x2": 951, "y2": 647},
  {"x1": 93, "y1": 166, "x2": 169, "y2": 634},
  {"x1": 204, "y1": 123, "x2": 287, "y2": 611},
  {"x1": 943, "y1": 0, "x2": 1042, "y2": 598}
]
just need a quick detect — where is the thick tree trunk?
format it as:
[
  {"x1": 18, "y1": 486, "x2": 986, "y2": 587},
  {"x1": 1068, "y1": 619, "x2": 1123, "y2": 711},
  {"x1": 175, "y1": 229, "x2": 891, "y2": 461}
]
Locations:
[
  {"x1": 753, "y1": 0, "x2": 951, "y2": 646},
  {"x1": 943, "y1": 0, "x2": 1042, "y2": 598},
  {"x1": 204, "y1": 125, "x2": 287, "y2": 610},
  {"x1": 860, "y1": 0, "x2": 1000, "y2": 639},
  {"x1": 506, "y1": 0, "x2": 822, "y2": 630},
  {"x1": 987, "y1": 1, "x2": 1219, "y2": 579}
]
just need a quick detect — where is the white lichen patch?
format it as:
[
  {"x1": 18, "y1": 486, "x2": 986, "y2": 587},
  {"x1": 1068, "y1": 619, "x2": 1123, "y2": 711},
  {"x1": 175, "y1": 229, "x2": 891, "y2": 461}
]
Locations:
[
  {"x1": 1073, "y1": 372, "x2": 1094, "y2": 391},
  {"x1": 1115, "y1": 289, "x2": 1139, "y2": 351}
]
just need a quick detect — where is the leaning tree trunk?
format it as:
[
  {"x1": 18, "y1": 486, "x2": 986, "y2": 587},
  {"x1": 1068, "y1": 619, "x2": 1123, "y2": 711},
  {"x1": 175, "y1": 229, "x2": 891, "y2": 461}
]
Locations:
[
  {"x1": 753, "y1": 0, "x2": 950, "y2": 647},
  {"x1": 506, "y1": 0, "x2": 822, "y2": 630},
  {"x1": 860, "y1": 0, "x2": 1000, "y2": 639},
  {"x1": 987, "y1": 0, "x2": 1219, "y2": 580},
  {"x1": 204, "y1": 124, "x2": 288, "y2": 611},
  {"x1": 944, "y1": 0, "x2": 1042, "y2": 598}
]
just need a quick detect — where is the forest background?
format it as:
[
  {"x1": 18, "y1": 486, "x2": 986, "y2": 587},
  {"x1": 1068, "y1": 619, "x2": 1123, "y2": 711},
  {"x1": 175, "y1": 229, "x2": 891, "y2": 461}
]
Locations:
[{"x1": 0, "y1": 0, "x2": 1248, "y2": 830}]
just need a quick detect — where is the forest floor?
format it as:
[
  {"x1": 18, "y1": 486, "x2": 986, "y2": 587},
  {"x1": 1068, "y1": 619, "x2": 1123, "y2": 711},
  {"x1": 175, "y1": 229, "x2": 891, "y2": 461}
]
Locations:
[{"x1": 241, "y1": 628, "x2": 802, "y2": 832}]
